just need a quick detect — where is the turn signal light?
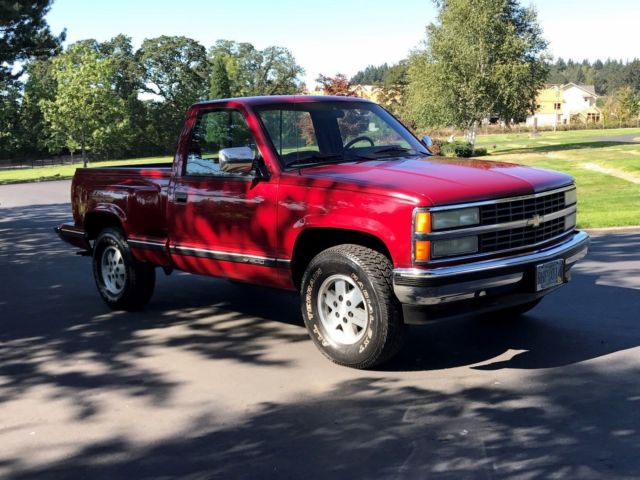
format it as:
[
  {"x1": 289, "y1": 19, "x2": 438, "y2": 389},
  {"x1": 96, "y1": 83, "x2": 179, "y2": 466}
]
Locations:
[
  {"x1": 415, "y1": 240, "x2": 431, "y2": 262},
  {"x1": 415, "y1": 211, "x2": 431, "y2": 233}
]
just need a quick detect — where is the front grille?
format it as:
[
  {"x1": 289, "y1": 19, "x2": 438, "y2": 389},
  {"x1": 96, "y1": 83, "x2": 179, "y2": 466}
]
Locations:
[
  {"x1": 479, "y1": 216, "x2": 566, "y2": 253},
  {"x1": 480, "y1": 191, "x2": 565, "y2": 225}
]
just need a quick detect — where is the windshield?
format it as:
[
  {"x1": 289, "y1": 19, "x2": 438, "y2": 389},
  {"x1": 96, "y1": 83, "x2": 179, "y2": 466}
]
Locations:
[{"x1": 255, "y1": 100, "x2": 429, "y2": 168}]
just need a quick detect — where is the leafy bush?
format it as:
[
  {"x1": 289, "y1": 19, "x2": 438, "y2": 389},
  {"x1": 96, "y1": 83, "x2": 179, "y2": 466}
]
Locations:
[
  {"x1": 440, "y1": 141, "x2": 473, "y2": 157},
  {"x1": 474, "y1": 147, "x2": 488, "y2": 156},
  {"x1": 438, "y1": 140, "x2": 487, "y2": 157}
]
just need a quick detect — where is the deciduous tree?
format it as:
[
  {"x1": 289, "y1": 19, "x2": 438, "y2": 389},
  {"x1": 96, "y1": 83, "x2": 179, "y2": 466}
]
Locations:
[
  {"x1": 316, "y1": 73, "x2": 354, "y2": 96},
  {"x1": 40, "y1": 43, "x2": 129, "y2": 166},
  {"x1": 209, "y1": 40, "x2": 304, "y2": 97},
  {"x1": 137, "y1": 36, "x2": 208, "y2": 151},
  {"x1": 406, "y1": 0, "x2": 548, "y2": 138}
]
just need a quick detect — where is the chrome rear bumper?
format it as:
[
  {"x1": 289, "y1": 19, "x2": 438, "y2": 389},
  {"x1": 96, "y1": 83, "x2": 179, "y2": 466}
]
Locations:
[{"x1": 393, "y1": 231, "x2": 589, "y2": 305}]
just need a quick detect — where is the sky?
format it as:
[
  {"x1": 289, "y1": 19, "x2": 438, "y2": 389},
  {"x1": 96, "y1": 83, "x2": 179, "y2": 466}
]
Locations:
[{"x1": 45, "y1": 0, "x2": 638, "y2": 88}]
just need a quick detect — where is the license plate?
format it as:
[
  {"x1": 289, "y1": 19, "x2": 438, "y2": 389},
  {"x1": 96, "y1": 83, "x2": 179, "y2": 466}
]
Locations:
[{"x1": 536, "y1": 259, "x2": 565, "y2": 291}]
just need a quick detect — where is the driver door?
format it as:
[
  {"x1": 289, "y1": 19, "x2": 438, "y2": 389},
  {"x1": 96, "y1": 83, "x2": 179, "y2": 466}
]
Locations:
[{"x1": 167, "y1": 108, "x2": 279, "y2": 284}]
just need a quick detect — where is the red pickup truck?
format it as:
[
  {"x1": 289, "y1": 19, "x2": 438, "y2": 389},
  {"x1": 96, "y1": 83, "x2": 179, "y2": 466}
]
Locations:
[{"x1": 57, "y1": 95, "x2": 589, "y2": 368}]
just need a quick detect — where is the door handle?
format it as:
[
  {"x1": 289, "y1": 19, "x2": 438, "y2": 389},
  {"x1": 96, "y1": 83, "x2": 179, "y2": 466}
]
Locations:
[{"x1": 175, "y1": 192, "x2": 188, "y2": 204}]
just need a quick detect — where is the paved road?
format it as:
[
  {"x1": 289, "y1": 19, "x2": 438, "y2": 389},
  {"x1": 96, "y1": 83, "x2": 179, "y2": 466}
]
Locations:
[{"x1": 1, "y1": 181, "x2": 639, "y2": 479}]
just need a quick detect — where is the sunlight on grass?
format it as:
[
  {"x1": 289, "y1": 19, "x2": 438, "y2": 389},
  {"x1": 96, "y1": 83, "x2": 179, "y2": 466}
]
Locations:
[
  {"x1": 0, "y1": 156, "x2": 172, "y2": 184},
  {"x1": 477, "y1": 128, "x2": 640, "y2": 228}
]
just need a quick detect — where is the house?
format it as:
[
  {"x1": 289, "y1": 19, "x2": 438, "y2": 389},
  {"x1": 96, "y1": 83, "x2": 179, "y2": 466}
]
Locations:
[{"x1": 526, "y1": 83, "x2": 601, "y2": 127}]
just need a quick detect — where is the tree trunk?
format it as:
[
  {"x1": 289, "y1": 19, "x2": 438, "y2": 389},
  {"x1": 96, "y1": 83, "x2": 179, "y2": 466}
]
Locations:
[{"x1": 82, "y1": 145, "x2": 87, "y2": 168}]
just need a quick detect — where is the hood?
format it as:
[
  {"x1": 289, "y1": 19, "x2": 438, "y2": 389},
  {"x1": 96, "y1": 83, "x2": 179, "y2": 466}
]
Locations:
[{"x1": 292, "y1": 155, "x2": 573, "y2": 206}]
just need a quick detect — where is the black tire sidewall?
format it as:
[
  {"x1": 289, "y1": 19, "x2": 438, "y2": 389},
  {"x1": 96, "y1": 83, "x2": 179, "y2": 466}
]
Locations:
[{"x1": 302, "y1": 252, "x2": 389, "y2": 366}]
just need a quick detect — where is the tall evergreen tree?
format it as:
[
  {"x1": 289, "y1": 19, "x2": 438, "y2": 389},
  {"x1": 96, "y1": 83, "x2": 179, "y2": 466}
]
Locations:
[
  {"x1": 209, "y1": 55, "x2": 231, "y2": 99},
  {"x1": 0, "y1": 0, "x2": 65, "y2": 82}
]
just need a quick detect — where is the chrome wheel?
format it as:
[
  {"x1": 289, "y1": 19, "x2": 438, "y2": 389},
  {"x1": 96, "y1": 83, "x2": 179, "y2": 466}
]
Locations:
[
  {"x1": 101, "y1": 246, "x2": 126, "y2": 295},
  {"x1": 317, "y1": 274, "x2": 369, "y2": 345}
]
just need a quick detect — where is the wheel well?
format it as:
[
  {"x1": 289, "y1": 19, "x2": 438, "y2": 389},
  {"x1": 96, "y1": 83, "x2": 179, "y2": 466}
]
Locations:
[
  {"x1": 290, "y1": 228, "x2": 392, "y2": 289},
  {"x1": 84, "y1": 212, "x2": 123, "y2": 240}
]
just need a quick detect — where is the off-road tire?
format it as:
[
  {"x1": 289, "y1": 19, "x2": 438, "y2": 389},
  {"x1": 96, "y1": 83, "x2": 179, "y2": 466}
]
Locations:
[
  {"x1": 92, "y1": 227, "x2": 155, "y2": 311},
  {"x1": 300, "y1": 244, "x2": 404, "y2": 369}
]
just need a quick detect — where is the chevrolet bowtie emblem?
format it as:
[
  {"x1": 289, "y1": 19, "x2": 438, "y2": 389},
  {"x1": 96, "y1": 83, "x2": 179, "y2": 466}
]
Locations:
[{"x1": 528, "y1": 214, "x2": 542, "y2": 228}]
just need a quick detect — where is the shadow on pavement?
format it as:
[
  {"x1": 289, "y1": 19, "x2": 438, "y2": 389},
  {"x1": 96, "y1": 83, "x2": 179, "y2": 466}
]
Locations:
[
  {"x1": 5, "y1": 371, "x2": 640, "y2": 479},
  {"x1": 1, "y1": 204, "x2": 639, "y2": 478}
]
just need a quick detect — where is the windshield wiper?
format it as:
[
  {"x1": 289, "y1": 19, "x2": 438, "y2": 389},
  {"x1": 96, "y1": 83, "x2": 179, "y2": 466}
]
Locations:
[
  {"x1": 285, "y1": 153, "x2": 348, "y2": 169},
  {"x1": 370, "y1": 146, "x2": 418, "y2": 156},
  {"x1": 347, "y1": 146, "x2": 422, "y2": 161}
]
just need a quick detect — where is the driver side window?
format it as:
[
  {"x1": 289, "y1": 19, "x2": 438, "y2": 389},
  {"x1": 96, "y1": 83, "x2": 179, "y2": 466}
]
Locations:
[{"x1": 186, "y1": 109, "x2": 257, "y2": 176}]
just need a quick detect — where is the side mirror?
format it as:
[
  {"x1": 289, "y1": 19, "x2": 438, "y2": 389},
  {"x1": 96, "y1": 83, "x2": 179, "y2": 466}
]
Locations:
[
  {"x1": 421, "y1": 135, "x2": 433, "y2": 147},
  {"x1": 219, "y1": 146, "x2": 255, "y2": 174}
]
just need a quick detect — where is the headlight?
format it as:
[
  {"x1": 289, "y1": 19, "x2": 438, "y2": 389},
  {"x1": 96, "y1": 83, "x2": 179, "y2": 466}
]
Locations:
[
  {"x1": 564, "y1": 189, "x2": 577, "y2": 206},
  {"x1": 432, "y1": 236, "x2": 478, "y2": 258},
  {"x1": 432, "y1": 207, "x2": 480, "y2": 230}
]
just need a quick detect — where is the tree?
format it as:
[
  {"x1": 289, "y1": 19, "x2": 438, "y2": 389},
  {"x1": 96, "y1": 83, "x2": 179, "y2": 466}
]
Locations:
[
  {"x1": 0, "y1": 0, "x2": 65, "y2": 83},
  {"x1": 351, "y1": 64, "x2": 389, "y2": 85},
  {"x1": 316, "y1": 73, "x2": 354, "y2": 96},
  {"x1": 209, "y1": 40, "x2": 304, "y2": 97},
  {"x1": 40, "y1": 43, "x2": 129, "y2": 166},
  {"x1": 0, "y1": 78, "x2": 21, "y2": 159},
  {"x1": 137, "y1": 36, "x2": 208, "y2": 151},
  {"x1": 406, "y1": 0, "x2": 548, "y2": 138},
  {"x1": 17, "y1": 57, "x2": 57, "y2": 156},
  {"x1": 209, "y1": 55, "x2": 231, "y2": 99},
  {"x1": 615, "y1": 87, "x2": 640, "y2": 126},
  {"x1": 624, "y1": 59, "x2": 640, "y2": 94},
  {"x1": 138, "y1": 36, "x2": 208, "y2": 105}
]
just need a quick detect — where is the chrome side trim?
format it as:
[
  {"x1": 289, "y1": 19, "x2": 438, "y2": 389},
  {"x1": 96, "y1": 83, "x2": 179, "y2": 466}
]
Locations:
[
  {"x1": 396, "y1": 230, "x2": 589, "y2": 280},
  {"x1": 427, "y1": 184, "x2": 575, "y2": 212},
  {"x1": 417, "y1": 205, "x2": 577, "y2": 240},
  {"x1": 128, "y1": 239, "x2": 166, "y2": 251},
  {"x1": 169, "y1": 245, "x2": 290, "y2": 269},
  {"x1": 57, "y1": 225, "x2": 85, "y2": 238}
]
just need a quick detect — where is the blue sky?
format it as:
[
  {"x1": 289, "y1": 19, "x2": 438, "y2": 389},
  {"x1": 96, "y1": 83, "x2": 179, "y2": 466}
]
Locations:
[{"x1": 46, "y1": 0, "x2": 638, "y2": 88}]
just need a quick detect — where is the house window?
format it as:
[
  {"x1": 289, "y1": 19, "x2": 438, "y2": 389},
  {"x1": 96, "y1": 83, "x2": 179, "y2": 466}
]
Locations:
[
  {"x1": 587, "y1": 113, "x2": 600, "y2": 123},
  {"x1": 554, "y1": 103, "x2": 562, "y2": 110}
]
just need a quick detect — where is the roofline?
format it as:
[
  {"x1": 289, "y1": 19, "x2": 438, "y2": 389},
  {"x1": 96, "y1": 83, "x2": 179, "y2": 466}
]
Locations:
[
  {"x1": 561, "y1": 82, "x2": 599, "y2": 97},
  {"x1": 194, "y1": 95, "x2": 376, "y2": 107}
]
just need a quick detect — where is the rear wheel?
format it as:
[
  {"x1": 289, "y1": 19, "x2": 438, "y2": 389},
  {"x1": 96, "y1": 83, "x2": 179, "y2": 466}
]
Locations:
[
  {"x1": 300, "y1": 244, "x2": 404, "y2": 369},
  {"x1": 93, "y1": 228, "x2": 155, "y2": 310}
]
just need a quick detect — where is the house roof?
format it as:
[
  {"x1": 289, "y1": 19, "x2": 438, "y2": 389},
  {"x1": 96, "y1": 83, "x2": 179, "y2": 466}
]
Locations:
[{"x1": 561, "y1": 83, "x2": 598, "y2": 97}]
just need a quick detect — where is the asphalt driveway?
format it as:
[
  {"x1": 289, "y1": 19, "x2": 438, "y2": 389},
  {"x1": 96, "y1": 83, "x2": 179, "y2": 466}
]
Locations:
[{"x1": 1, "y1": 181, "x2": 639, "y2": 479}]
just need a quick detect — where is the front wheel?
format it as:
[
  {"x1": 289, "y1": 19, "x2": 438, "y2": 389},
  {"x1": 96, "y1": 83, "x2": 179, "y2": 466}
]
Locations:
[
  {"x1": 300, "y1": 244, "x2": 404, "y2": 369},
  {"x1": 92, "y1": 227, "x2": 155, "y2": 311}
]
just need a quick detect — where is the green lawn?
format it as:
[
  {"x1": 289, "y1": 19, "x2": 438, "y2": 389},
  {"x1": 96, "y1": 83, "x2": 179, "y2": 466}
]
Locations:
[
  {"x1": 0, "y1": 156, "x2": 171, "y2": 185},
  {"x1": 2, "y1": 128, "x2": 639, "y2": 228},
  {"x1": 476, "y1": 128, "x2": 640, "y2": 228}
]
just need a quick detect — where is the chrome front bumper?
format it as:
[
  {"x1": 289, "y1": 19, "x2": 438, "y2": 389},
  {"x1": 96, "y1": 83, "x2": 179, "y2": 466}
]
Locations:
[{"x1": 393, "y1": 231, "x2": 589, "y2": 305}]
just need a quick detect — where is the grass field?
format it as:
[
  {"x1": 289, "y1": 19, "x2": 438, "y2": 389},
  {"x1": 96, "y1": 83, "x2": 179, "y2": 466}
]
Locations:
[
  {"x1": 476, "y1": 128, "x2": 640, "y2": 228},
  {"x1": 0, "y1": 156, "x2": 171, "y2": 185},
  {"x1": 2, "y1": 128, "x2": 639, "y2": 228}
]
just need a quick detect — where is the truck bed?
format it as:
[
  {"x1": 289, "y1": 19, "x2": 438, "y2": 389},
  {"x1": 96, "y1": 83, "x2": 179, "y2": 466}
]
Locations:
[{"x1": 71, "y1": 164, "x2": 173, "y2": 239}]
